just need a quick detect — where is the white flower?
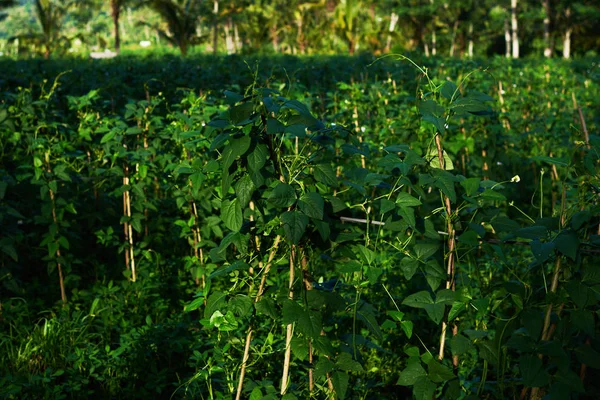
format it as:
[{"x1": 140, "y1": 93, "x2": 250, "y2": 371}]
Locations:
[
  {"x1": 511, "y1": 175, "x2": 521, "y2": 183},
  {"x1": 361, "y1": 126, "x2": 366, "y2": 133}
]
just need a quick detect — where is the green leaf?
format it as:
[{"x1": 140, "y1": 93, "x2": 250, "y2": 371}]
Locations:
[
  {"x1": 281, "y1": 211, "x2": 308, "y2": 244},
  {"x1": 331, "y1": 371, "x2": 349, "y2": 400},
  {"x1": 427, "y1": 148, "x2": 454, "y2": 170},
  {"x1": 414, "y1": 243, "x2": 439, "y2": 260},
  {"x1": 255, "y1": 298, "x2": 277, "y2": 319},
  {"x1": 380, "y1": 198, "x2": 396, "y2": 214},
  {"x1": 460, "y1": 178, "x2": 480, "y2": 197},
  {"x1": 100, "y1": 130, "x2": 117, "y2": 144},
  {"x1": 450, "y1": 334, "x2": 473, "y2": 356},
  {"x1": 228, "y1": 295, "x2": 252, "y2": 318},
  {"x1": 291, "y1": 337, "x2": 309, "y2": 361},
  {"x1": 401, "y1": 257, "x2": 419, "y2": 280},
  {"x1": 314, "y1": 164, "x2": 338, "y2": 187},
  {"x1": 424, "y1": 304, "x2": 445, "y2": 324},
  {"x1": 229, "y1": 102, "x2": 254, "y2": 125},
  {"x1": 221, "y1": 199, "x2": 243, "y2": 232},
  {"x1": 432, "y1": 170, "x2": 456, "y2": 203},
  {"x1": 520, "y1": 355, "x2": 551, "y2": 388},
  {"x1": 268, "y1": 182, "x2": 297, "y2": 208},
  {"x1": 336, "y1": 352, "x2": 363, "y2": 372},
  {"x1": 571, "y1": 211, "x2": 591, "y2": 230},
  {"x1": 282, "y1": 299, "x2": 303, "y2": 324},
  {"x1": 396, "y1": 192, "x2": 422, "y2": 207},
  {"x1": 298, "y1": 192, "x2": 324, "y2": 220},
  {"x1": 397, "y1": 361, "x2": 426, "y2": 386},
  {"x1": 315, "y1": 357, "x2": 335, "y2": 379},
  {"x1": 575, "y1": 345, "x2": 600, "y2": 369},
  {"x1": 479, "y1": 188, "x2": 507, "y2": 201},
  {"x1": 413, "y1": 376, "x2": 437, "y2": 400},
  {"x1": 427, "y1": 359, "x2": 455, "y2": 383},
  {"x1": 554, "y1": 230, "x2": 579, "y2": 261},
  {"x1": 397, "y1": 206, "x2": 416, "y2": 228},
  {"x1": 403, "y1": 291, "x2": 434, "y2": 308},
  {"x1": 222, "y1": 135, "x2": 251, "y2": 171},
  {"x1": 441, "y1": 81, "x2": 458, "y2": 100},
  {"x1": 204, "y1": 291, "x2": 227, "y2": 319},
  {"x1": 234, "y1": 175, "x2": 255, "y2": 207},
  {"x1": 248, "y1": 144, "x2": 268, "y2": 171}
]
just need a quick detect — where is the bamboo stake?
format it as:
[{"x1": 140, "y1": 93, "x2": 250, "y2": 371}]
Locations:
[
  {"x1": 281, "y1": 245, "x2": 295, "y2": 395},
  {"x1": 235, "y1": 236, "x2": 281, "y2": 400},
  {"x1": 434, "y1": 134, "x2": 457, "y2": 368}
]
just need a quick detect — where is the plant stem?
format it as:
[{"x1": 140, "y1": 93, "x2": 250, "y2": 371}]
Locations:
[{"x1": 45, "y1": 151, "x2": 66, "y2": 304}]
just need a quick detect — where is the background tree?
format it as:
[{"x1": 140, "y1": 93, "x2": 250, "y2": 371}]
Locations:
[{"x1": 141, "y1": 0, "x2": 203, "y2": 56}]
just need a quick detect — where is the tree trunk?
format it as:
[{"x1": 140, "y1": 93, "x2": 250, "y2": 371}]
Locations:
[
  {"x1": 504, "y1": 18, "x2": 511, "y2": 57},
  {"x1": 563, "y1": 7, "x2": 571, "y2": 59},
  {"x1": 111, "y1": 0, "x2": 121, "y2": 53},
  {"x1": 430, "y1": 0, "x2": 436, "y2": 56},
  {"x1": 542, "y1": 0, "x2": 551, "y2": 57},
  {"x1": 271, "y1": 23, "x2": 279, "y2": 52},
  {"x1": 385, "y1": 12, "x2": 399, "y2": 53},
  {"x1": 511, "y1": 0, "x2": 519, "y2": 58},
  {"x1": 468, "y1": 22, "x2": 473, "y2": 57},
  {"x1": 449, "y1": 20, "x2": 459, "y2": 57},
  {"x1": 224, "y1": 16, "x2": 234, "y2": 54},
  {"x1": 212, "y1": 0, "x2": 219, "y2": 54}
]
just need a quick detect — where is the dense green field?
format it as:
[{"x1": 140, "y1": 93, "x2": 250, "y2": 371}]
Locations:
[{"x1": 1, "y1": 54, "x2": 599, "y2": 399}]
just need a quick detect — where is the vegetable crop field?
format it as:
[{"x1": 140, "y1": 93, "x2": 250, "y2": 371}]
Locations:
[{"x1": 1, "y1": 54, "x2": 599, "y2": 400}]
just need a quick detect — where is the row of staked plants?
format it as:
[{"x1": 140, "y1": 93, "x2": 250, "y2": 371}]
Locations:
[{"x1": 0, "y1": 56, "x2": 599, "y2": 399}]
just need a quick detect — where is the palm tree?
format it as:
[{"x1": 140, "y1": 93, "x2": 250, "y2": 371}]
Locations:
[{"x1": 142, "y1": 0, "x2": 204, "y2": 56}]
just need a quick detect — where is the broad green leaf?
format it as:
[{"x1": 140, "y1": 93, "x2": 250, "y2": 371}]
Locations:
[
  {"x1": 427, "y1": 359, "x2": 455, "y2": 382},
  {"x1": 413, "y1": 376, "x2": 437, "y2": 400},
  {"x1": 255, "y1": 298, "x2": 277, "y2": 319},
  {"x1": 221, "y1": 198, "x2": 243, "y2": 232},
  {"x1": 314, "y1": 164, "x2": 338, "y2": 187},
  {"x1": 432, "y1": 170, "x2": 456, "y2": 203},
  {"x1": 575, "y1": 345, "x2": 600, "y2": 369},
  {"x1": 396, "y1": 192, "x2": 422, "y2": 207},
  {"x1": 450, "y1": 334, "x2": 473, "y2": 356},
  {"x1": 228, "y1": 295, "x2": 252, "y2": 318},
  {"x1": 298, "y1": 192, "x2": 324, "y2": 220},
  {"x1": 441, "y1": 81, "x2": 458, "y2": 100},
  {"x1": 414, "y1": 243, "x2": 439, "y2": 260},
  {"x1": 248, "y1": 144, "x2": 268, "y2": 171},
  {"x1": 424, "y1": 303, "x2": 445, "y2": 324},
  {"x1": 331, "y1": 371, "x2": 349, "y2": 400},
  {"x1": 554, "y1": 230, "x2": 579, "y2": 261},
  {"x1": 401, "y1": 257, "x2": 419, "y2": 280},
  {"x1": 234, "y1": 175, "x2": 255, "y2": 207},
  {"x1": 479, "y1": 188, "x2": 507, "y2": 201},
  {"x1": 282, "y1": 299, "x2": 303, "y2": 324},
  {"x1": 291, "y1": 337, "x2": 309, "y2": 361},
  {"x1": 336, "y1": 352, "x2": 363, "y2": 372},
  {"x1": 520, "y1": 355, "x2": 551, "y2": 388},
  {"x1": 204, "y1": 291, "x2": 227, "y2": 319},
  {"x1": 281, "y1": 211, "x2": 308, "y2": 244},
  {"x1": 315, "y1": 357, "x2": 335, "y2": 379},
  {"x1": 397, "y1": 361, "x2": 426, "y2": 386},
  {"x1": 397, "y1": 206, "x2": 415, "y2": 228},
  {"x1": 460, "y1": 178, "x2": 480, "y2": 196},
  {"x1": 229, "y1": 102, "x2": 254, "y2": 125},
  {"x1": 403, "y1": 291, "x2": 434, "y2": 308},
  {"x1": 268, "y1": 182, "x2": 296, "y2": 208},
  {"x1": 427, "y1": 148, "x2": 454, "y2": 170}
]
